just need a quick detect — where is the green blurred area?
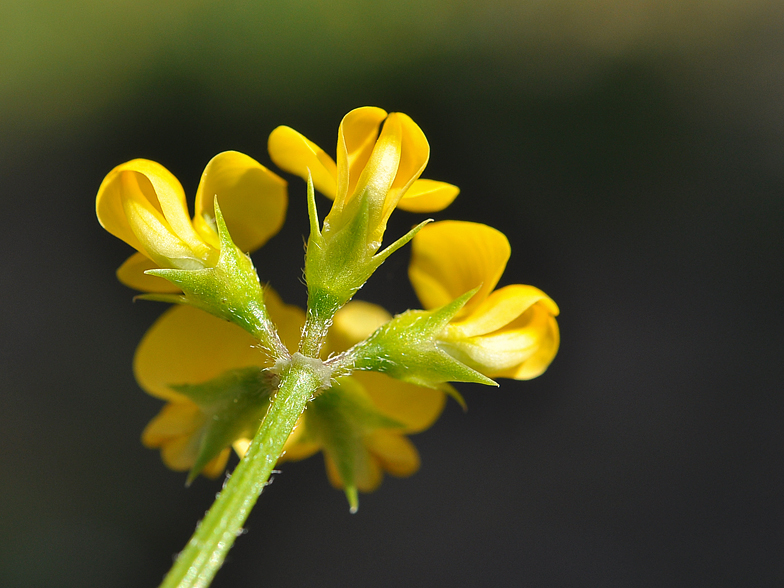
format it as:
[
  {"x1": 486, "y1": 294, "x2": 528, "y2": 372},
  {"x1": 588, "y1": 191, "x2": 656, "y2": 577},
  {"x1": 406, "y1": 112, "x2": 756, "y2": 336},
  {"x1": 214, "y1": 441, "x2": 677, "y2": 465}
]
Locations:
[{"x1": 2, "y1": 0, "x2": 778, "y2": 143}]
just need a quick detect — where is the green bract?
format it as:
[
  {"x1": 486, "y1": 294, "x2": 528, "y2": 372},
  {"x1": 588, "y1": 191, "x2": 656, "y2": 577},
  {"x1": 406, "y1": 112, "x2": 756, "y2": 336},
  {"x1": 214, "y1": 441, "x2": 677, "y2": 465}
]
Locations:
[
  {"x1": 343, "y1": 289, "x2": 496, "y2": 389},
  {"x1": 300, "y1": 378, "x2": 405, "y2": 512},
  {"x1": 168, "y1": 367, "x2": 277, "y2": 484},
  {"x1": 144, "y1": 201, "x2": 286, "y2": 358},
  {"x1": 304, "y1": 176, "x2": 429, "y2": 320}
]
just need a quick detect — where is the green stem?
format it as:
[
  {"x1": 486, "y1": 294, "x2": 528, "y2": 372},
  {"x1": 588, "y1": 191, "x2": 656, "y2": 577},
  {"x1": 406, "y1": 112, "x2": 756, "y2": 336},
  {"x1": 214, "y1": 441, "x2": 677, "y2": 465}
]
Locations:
[
  {"x1": 299, "y1": 290, "x2": 342, "y2": 358},
  {"x1": 159, "y1": 357, "x2": 321, "y2": 588}
]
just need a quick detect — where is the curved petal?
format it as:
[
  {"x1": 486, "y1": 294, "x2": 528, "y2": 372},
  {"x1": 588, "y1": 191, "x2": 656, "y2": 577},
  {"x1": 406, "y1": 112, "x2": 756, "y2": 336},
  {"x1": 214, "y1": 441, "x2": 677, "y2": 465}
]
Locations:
[
  {"x1": 200, "y1": 448, "x2": 231, "y2": 479},
  {"x1": 495, "y1": 313, "x2": 560, "y2": 380},
  {"x1": 98, "y1": 160, "x2": 185, "y2": 249},
  {"x1": 268, "y1": 127, "x2": 337, "y2": 198},
  {"x1": 365, "y1": 430, "x2": 420, "y2": 477},
  {"x1": 409, "y1": 221, "x2": 510, "y2": 315},
  {"x1": 116, "y1": 252, "x2": 181, "y2": 293},
  {"x1": 134, "y1": 305, "x2": 270, "y2": 402},
  {"x1": 382, "y1": 112, "x2": 430, "y2": 219},
  {"x1": 444, "y1": 300, "x2": 558, "y2": 378},
  {"x1": 194, "y1": 151, "x2": 288, "y2": 253},
  {"x1": 160, "y1": 431, "x2": 201, "y2": 472},
  {"x1": 97, "y1": 159, "x2": 208, "y2": 254},
  {"x1": 352, "y1": 371, "x2": 445, "y2": 433},
  {"x1": 96, "y1": 163, "x2": 147, "y2": 251},
  {"x1": 141, "y1": 401, "x2": 203, "y2": 447},
  {"x1": 121, "y1": 183, "x2": 206, "y2": 269},
  {"x1": 450, "y1": 284, "x2": 558, "y2": 338},
  {"x1": 351, "y1": 113, "x2": 401, "y2": 218},
  {"x1": 335, "y1": 106, "x2": 387, "y2": 208},
  {"x1": 397, "y1": 179, "x2": 459, "y2": 213},
  {"x1": 327, "y1": 300, "x2": 392, "y2": 354}
]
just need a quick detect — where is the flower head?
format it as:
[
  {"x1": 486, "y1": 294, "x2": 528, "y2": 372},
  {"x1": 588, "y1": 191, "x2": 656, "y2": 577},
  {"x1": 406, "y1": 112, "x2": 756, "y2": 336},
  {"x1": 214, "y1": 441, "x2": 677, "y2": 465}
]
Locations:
[
  {"x1": 267, "y1": 107, "x2": 460, "y2": 318},
  {"x1": 96, "y1": 152, "x2": 287, "y2": 292},
  {"x1": 409, "y1": 221, "x2": 560, "y2": 379}
]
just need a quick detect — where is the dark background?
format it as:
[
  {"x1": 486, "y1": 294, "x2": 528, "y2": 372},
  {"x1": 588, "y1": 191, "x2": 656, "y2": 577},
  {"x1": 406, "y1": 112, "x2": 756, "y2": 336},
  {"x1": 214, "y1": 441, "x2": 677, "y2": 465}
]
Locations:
[{"x1": 1, "y1": 2, "x2": 782, "y2": 586}]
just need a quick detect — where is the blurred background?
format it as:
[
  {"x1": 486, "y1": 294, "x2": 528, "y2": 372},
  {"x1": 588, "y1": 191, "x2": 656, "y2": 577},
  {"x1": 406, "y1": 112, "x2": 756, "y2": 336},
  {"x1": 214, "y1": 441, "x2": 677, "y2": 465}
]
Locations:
[{"x1": 1, "y1": 1, "x2": 782, "y2": 586}]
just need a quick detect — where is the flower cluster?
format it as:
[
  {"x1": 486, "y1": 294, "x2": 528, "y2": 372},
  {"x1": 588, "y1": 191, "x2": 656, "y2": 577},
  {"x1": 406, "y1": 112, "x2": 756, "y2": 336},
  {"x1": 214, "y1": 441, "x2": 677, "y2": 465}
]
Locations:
[{"x1": 97, "y1": 107, "x2": 559, "y2": 510}]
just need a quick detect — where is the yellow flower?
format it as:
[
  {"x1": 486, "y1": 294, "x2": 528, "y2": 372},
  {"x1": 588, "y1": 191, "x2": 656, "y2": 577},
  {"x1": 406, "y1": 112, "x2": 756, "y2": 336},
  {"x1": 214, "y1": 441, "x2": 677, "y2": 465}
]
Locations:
[
  {"x1": 268, "y1": 106, "x2": 459, "y2": 239},
  {"x1": 96, "y1": 152, "x2": 287, "y2": 293},
  {"x1": 268, "y1": 107, "x2": 459, "y2": 317},
  {"x1": 409, "y1": 221, "x2": 560, "y2": 380},
  {"x1": 136, "y1": 289, "x2": 304, "y2": 480}
]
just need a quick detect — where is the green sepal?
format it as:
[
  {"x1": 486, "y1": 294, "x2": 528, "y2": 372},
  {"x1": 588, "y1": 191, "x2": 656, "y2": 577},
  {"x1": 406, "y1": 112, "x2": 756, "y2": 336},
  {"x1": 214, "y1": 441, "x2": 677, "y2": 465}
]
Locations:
[
  {"x1": 347, "y1": 289, "x2": 498, "y2": 389},
  {"x1": 298, "y1": 377, "x2": 404, "y2": 512},
  {"x1": 304, "y1": 180, "x2": 430, "y2": 321},
  {"x1": 145, "y1": 200, "x2": 283, "y2": 356},
  {"x1": 170, "y1": 367, "x2": 277, "y2": 484},
  {"x1": 134, "y1": 293, "x2": 187, "y2": 305}
]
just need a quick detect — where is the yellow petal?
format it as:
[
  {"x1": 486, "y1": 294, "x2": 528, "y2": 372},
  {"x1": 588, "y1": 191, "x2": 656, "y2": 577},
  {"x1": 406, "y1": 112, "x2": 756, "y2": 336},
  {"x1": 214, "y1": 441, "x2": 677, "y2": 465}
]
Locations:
[
  {"x1": 351, "y1": 371, "x2": 445, "y2": 433},
  {"x1": 335, "y1": 106, "x2": 388, "y2": 207},
  {"x1": 134, "y1": 305, "x2": 269, "y2": 402},
  {"x1": 97, "y1": 160, "x2": 185, "y2": 250},
  {"x1": 268, "y1": 126, "x2": 338, "y2": 199},
  {"x1": 409, "y1": 221, "x2": 510, "y2": 315},
  {"x1": 275, "y1": 416, "x2": 322, "y2": 463},
  {"x1": 160, "y1": 432, "x2": 201, "y2": 472},
  {"x1": 116, "y1": 252, "x2": 181, "y2": 293},
  {"x1": 141, "y1": 401, "x2": 203, "y2": 447},
  {"x1": 444, "y1": 300, "x2": 559, "y2": 378},
  {"x1": 397, "y1": 178, "x2": 459, "y2": 213},
  {"x1": 96, "y1": 163, "x2": 146, "y2": 252},
  {"x1": 200, "y1": 448, "x2": 231, "y2": 479},
  {"x1": 496, "y1": 313, "x2": 560, "y2": 380},
  {"x1": 232, "y1": 438, "x2": 251, "y2": 459},
  {"x1": 364, "y1": 430, "x2": 420, "y2": 478},
  {"x1": 351, "y1": 113, "x2": 401, "y2": 216},
  {"x1": 121, "y1": 183, "x2": 205, "y2": 269},
  {"x1": 450, "y1": 284, "x2": 558, "y2": 338},
  {"x1": 327, "y1": 300, "x2": 392, "y2": 354},
  {"x1": 97, "y1": 159, "x2": 208, "y2": 256},
  {"x1": 382, "y1": 113, "x2": 430, "y2": 219},
  {"x1": 280, "y1": 439, "x2": 321, "y2": 463},
  {"x1": 194, "y1": 151, "x2": 288, "y2": 253}
]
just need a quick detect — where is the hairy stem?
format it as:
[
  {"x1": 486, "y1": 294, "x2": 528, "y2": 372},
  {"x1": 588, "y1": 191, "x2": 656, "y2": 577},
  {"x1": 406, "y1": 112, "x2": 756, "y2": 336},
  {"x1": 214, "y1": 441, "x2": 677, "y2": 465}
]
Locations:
[{"x1": 159, "y1": 357, "x2": 321, "y2": 588}]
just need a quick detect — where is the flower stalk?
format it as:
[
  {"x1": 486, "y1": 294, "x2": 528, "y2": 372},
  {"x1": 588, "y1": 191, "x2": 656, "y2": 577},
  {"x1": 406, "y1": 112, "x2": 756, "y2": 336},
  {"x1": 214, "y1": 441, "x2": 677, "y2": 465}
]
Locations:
[{"x1": 159, "y1": 354, "x2": 324, "y2": 588}]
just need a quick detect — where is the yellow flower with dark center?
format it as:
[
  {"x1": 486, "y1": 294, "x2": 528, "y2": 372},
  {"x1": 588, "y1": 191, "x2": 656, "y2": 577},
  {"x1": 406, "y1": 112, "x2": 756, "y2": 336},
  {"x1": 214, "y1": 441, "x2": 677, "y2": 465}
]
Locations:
[
  {"x1": 96, "y1": 152, "x2": 287, "y2": 292},
  {"x1": 409, "y1": 221, "x2": 560, "y2": 380}
]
